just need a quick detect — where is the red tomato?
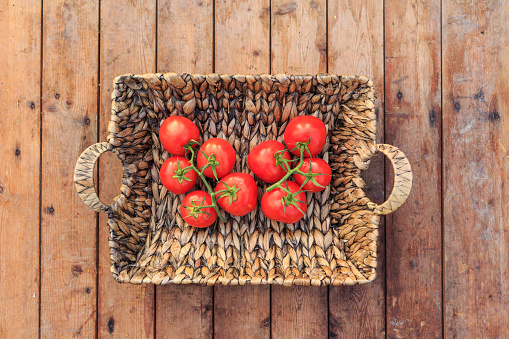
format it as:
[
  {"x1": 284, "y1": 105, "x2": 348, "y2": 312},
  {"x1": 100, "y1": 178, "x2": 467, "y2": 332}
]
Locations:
[
  {"x1": 294, "y1": 158, "x2": 332, "y2": 193},
  {"x1": 261, "y1": 181, "x2": 307, "y2": 224},
  {"x1": 248, "y1": 140, "x2": 291, "y2": 183},
  {"x1": 284, "y1": 116, "x2": 327, "y2": 157},
  {"x1": 160, "y1": 156, "x2": 197, "y2": 195},
  {"x1": 196, "y1": 138, "x2": 236, "y2": 179},
  {"x1": 180, "y1": 191, "x2": 217, "y2": 228},
  {"x1": 215, "y1": 173, "x2": 258, "y2": 216},
  {"x1": 159, "y1": 116, "x2": 200, "y2": 156}
]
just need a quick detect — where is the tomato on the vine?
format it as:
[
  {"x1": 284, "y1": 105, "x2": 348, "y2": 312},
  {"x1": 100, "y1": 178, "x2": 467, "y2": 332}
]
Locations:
[
  {"x1": 261, "y1": 181, "x2": 307, "y2": 224},
  {"x1": 160, "y1": 156, "x2": 197, "y2": 195},
  {"x1": 248, "y1": 140, "x2": 291, "y2": 183},
  {"x1": 180, "y1": 191, "x2": 217, "y2": 228},
  {"x1": 196, "y1": 138, "x2": 236, "y2": 179},
  {"x1": 284, "y1": 116, "x2": 327, "y2": 157},
  {"x1": 215, "y1": 173, "x2": 258, "y2": 216},
  {"x1": 159, "y1": 116, "x2": 200, "y2": 156},
  {"x1": 294, "y1": 158, "x2": 332, "y2": 193}
]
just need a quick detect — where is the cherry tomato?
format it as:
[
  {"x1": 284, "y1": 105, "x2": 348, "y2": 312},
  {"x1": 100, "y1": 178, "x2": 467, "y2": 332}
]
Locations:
[
  {"x1": 261, "y1": 181, "x2": 307, "y2": 224},
  {"x1": 180, "y1": 191, "x2": 217, "y2": 228},
  {"x1": 294, "y1": 158, "x2": 332, "y2": 193},
  {"x1": 215, "y1": 173, "x2": 258, "y2": 216},
  {"x1": 196, "y1": 138, "x2": 236, "y2": 179},
  {"x1": 284, "y1": 116, "x2": 327, "y2": 157},
  {"x1": 248, "y1": 140, "x2": 291, "y2": 183},
  {"x1": 160, "y1": 156, "x2": 197, "y2": 195},
  {"x1": 159, "y1": 116, "x2": 200, "y2": 156}
]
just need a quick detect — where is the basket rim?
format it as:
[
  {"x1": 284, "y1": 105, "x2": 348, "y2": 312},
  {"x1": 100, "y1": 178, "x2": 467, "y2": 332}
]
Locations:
[{"x1": 105, "y1": 72, "x2": 382, "y2": 286}]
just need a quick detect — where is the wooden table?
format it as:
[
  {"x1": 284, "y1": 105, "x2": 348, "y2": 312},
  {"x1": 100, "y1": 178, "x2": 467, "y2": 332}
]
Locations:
[{"x1": 1, "y1": 0, "x2": 507, "y2": 338}]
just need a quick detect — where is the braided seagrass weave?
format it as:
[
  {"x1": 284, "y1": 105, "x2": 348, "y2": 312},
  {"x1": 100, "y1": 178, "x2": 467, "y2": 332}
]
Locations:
[{"x1": 74, "y1": 73, "x2": 412, "y2": 286}]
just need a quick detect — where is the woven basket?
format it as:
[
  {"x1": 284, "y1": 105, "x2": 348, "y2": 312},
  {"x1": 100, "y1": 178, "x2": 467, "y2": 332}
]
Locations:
[{"x1": 74, "y1": 73, "x2": 412, "y2": 286}]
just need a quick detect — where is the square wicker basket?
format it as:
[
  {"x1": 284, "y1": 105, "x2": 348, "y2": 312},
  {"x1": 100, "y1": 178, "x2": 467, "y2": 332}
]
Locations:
[{"x1": 74, "y1": 73, "x2": 412, "y2": 286}]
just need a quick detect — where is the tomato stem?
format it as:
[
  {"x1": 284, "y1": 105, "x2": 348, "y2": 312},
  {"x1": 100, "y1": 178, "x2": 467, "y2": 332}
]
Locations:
[
  {"x1": 266, "y1": 144, "x2": 307, "y2": 192},
  {"x1": 183, "y1": 142, "x2": 227, "y2": 223},
  {"x1": 215, "y1": 182, "x2": 240, "y2": 205},
  {"x1": 278, "y1": 182, "x2": 307, "y2": 218},
  {"x1": 171, "y1": 156, "x2": 194, "y2": 184},
  {"x1": 265, "y1": 139, "x2": 313, "y2": 219},
  {"x1": 212, "y1": 189, "x2": 227, "y2": 198},
  {"x1": 295, "y1": 161, "x2": 330, "y2": 190},
  {"x1": 183, "y1": 195, "x2": 212, "y2": 219}
]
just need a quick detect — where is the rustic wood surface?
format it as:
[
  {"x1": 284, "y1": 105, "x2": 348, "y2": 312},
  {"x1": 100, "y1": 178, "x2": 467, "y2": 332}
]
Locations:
[
  {"x1": 156, "y1": 1, "x2": 214, "y2": 338},
  {"x1": 214, "y1": 1, "x2": 271, "y2": 339},
  {"x1": 98, "y1": 1, "x2": 156, "y2": 338},
  {"x1": 1, "y1": 1, "x2": 508, "y2": 338},
  {"x1": 40, "y1": 0, "x2": 99, "y2": 337},
  {"x1": 443, "y1": 1, "x2": 509, "y2": 338},
  {"x1": 270, "y1": 1, "x2": 329, "y2": 338},
  {"x1": 0, "y1": 1, "x2": 41, "y2": 338},
  {"x1": 328, "y1": 0, "x2": 386, "y2": 337},
  {"x1": 384, "y1": 0, "x2": 443, "y2": 338}
]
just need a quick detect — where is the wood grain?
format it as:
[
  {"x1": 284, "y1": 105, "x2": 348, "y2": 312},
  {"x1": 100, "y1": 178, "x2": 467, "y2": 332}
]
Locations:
[
  {"x1": 271, "y1": 0, "x2": 327, "y2": 74},
  {"x1": 271, "y1": 1, "x2": 328, "y2": 338},
  {"x1": 156, "y1": 285, "x2": 213, "y2": 339},
  {"x1": 328, "y1": 0, "x2": 386, "y2": 337},
  {"x1": 4, "y1": 0, "x2": 509, "y2": 336},
  {"x1": 98, "y1": 1, "x2": 156, "y2": 337},
  {"x1": 273, "y1": 285, "x2": 328, "y2": 338},
  {"x1": 214, "y1": 1, "x2": 271, "y2": 338},
  {"x1": 158, "y1": 0, "x2": 213, "y2": 74},
  {"x1": 384, "y1": 0, "x2": 442, "y2": 338},
  {"x1": 214, "y1": 286, "x2": 270, "y2": 338},
  {"x1": 0, "y1": 1, "x2": 41, "y2": 337},
  {"x1": 215, "y1": 0, "x2": 270, "y2": 74},
  {"x1": 443, "y1": 1, "x2": 509, "y2": 338},
  {"x1": 40, "y1": 0, "x2": 98, "y2": 337},
  {"x1": 156, "y1": 1, "x2": 214, "y2": 337}
]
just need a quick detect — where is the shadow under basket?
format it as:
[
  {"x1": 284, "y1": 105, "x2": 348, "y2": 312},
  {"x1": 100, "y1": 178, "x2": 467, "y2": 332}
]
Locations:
[{"x1": 74, "y1": 73, "x2": 412, "y2": 286}]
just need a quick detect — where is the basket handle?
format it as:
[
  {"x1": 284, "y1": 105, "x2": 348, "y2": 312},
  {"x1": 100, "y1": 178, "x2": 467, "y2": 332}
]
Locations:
[
  {"x1": 74, "y1": 142, "x2": 115, "y2": 213},
  {"x1": 367, "y1": 144, "x2": 413, "y2": 215}
]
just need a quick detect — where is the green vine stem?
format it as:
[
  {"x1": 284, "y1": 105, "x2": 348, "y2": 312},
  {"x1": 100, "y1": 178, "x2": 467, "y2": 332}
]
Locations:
[
  {"x1": 266, "y1": 144, "x2": 307, "y2": 192},
  {"x1": 183, "y1": 142, "x2": 227, "y2": 223}
]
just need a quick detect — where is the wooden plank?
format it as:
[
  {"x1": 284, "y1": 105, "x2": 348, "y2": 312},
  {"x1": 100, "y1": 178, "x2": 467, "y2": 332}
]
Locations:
[
  {"x1": 214, "y1": 286, "x2": 270, "y2": 338},
  {"x1": 270, "y1": 1, "x2": 328, "y2": 338},
  {"x1": 155, "y1": 1, "x2": 214, "y2": 338},
  {"x1": 271, "y1": 0, "x2": 327, "y2": 74},
  {"x1": 216, "y1": 0, "x2": 270, "y2": 74},
  {"x1": 214, "y1": 1, "x2": 272, "y2": 338},
  {"x1": 443, "y1": 1, "x2": 509, "y2": 338},
  {"x1": 156, "y1": 285, "x2": 213, "y2": 338},
  {"x1": 0, "y1": 1, "x2": 41, "y2": 337},
  {"x1": 98, "y1": 1, "x2": 156, "y2": 337},
  {"x1": 384, "y1": 0, "x2": 442, "y2": 337},
  {"x1": 39, "y1": 0, "x2": 98, "y2": 337},
  {"x1": 273, "y1": 285, "x2": 328, "y2": 339},
  {"x1": 157, "y1": 0, "x2": 213, "y2": 74},
  {"x1": 327, "y1": 1, "x2": 386, "y2": 337}
]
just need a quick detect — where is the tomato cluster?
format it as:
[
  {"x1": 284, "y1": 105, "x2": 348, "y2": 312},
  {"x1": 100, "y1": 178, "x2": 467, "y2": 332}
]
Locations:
[
  {"x1": 159, "y1": 115, "x2": 331, "y2": 228},
  {"x1": 159, "y1": 116, "x2": 257, "y2": 228},
  {"x1": 249, "y1": 116, "x2": 331, "y2": 224}
]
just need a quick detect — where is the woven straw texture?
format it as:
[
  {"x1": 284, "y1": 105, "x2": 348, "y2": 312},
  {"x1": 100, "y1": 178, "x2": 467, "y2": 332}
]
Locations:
[{"x1": 74, "y1": 73, "x2": 412, "y2": 286}]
